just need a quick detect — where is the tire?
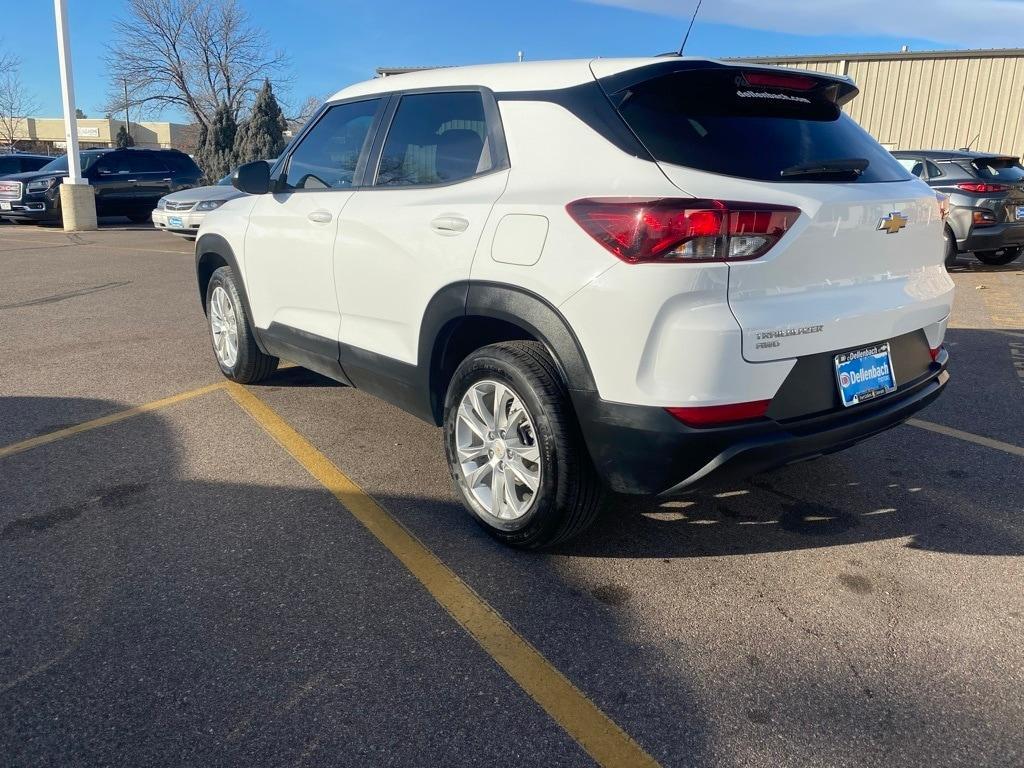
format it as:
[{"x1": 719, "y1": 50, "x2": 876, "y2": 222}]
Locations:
[
  {"x1": 205, "y1": 266, "x2": 278, "y2": 383},
  {"x1": 443, "y1": 341, "x2": 603, "y2": 548},
  {"x1": 943, "y1": 227, "x2": 958, "y2": 268},
  {"x1": 974, "y1": 246, "x2": 1022, "y2": 266},
  {"x1": 127, "y1": 212, "x2": 151, "y2": 224}
]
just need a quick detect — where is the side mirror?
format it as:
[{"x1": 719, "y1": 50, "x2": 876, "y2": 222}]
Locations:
[{"x1": 232, "y1": 160, "x2": 271, "y2": 195}]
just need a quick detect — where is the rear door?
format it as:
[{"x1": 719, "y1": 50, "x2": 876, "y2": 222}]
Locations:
[
  {"x1": 596, "y1": 63, "x2": 953, "y2": 363},
  {"x1": 335, "y1": 90, "x2": 509, "y2": 364}
]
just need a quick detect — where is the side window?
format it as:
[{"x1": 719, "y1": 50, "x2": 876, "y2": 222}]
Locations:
[
  {"x1": 896, "y1": 158, "x2": 925, "y2": 178},
  {"x1": 375, "y1": 91, "x2": 493, "y2": 187},
  {"x1": 925, "y1": 161, "x2": 942, "y2": 178},
  {"x1": 128, "y1": 154, "x2": 169, "y2": 173},
  {"x1": 284, "y1": 99, "x2": 381, "y2": 191},
  {"x1": 95, "y1": 155, "x2": 130, "y2": 175}
]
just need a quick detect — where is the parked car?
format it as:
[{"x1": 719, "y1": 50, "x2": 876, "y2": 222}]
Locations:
[
  {"x1": 152, "y1": 161, "x2": 276, "y2": 240},
  {"x1": 892, "y1": 149, "x2": 1024, "y2": 266},
  {"x1": 194, "y1": 58, "x2": 953, "y2": 547},
  {"x1": 0, "y1": 148, "x2": 201, "y2": 224},
  {"x1": 0, "y1": 153, "x2": 53, "y2": 177}
]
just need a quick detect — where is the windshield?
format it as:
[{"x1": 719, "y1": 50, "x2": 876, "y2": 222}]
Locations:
[
  {"x1": 38, "y1": 153, "x2": 102, "y2": 174},
  {"x1": 217, "y1": 174, "x2": 233, "y2": 186}
]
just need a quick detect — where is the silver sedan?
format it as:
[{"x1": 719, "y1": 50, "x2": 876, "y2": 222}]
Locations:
[{"x1": 151, "y1": 174, "x2": 244, "y2": 240}]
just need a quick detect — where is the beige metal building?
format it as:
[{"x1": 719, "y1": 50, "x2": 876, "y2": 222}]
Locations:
[
  {"x1": 11, "y1": 117, "x2": 189, "y2": 152},
  {"x1": 737, "y1": 48, "x2": 1024, "y2": 156}
]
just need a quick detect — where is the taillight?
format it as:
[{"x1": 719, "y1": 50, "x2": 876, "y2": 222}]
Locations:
[
  {"x1": 956, "y1": 182, "x2": 1008, "y2": 193},
  {"x1": 666, "y1": 400, "x2": 771, "y2": 427},
  {"x1": 929, "y1": 345, "x2": 943, "y2": 362},
  {"x1": 972, "y1": 209, "x2": 997, "y2": 227},
  {"x1": 566, "y1": 198, "x2": 801, "y2": 264},
  {"x1": 935, "y1": 192, "x2": 950, "y2": 222}
]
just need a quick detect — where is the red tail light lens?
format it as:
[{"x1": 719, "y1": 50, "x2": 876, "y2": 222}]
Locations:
[
  {"x1": 566, "y1": 198, "x2": 800, "y2": 264},
  {"x1": 666, "y1": 400, "x2": 771, "y2": 427},
  {"x1": 956, "y1": 182, "x2": 1008, "y2": 193},
  {"x1": 742, "y1": 71, "x2": 818, "y2": 91}
]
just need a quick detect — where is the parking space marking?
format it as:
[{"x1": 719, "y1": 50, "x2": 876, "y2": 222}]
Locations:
[
  {"x1": 224, "y1": 382, "x2": 660, "y2": 768},
  {"x1": 0, "y1": 235, "x2": 189, "y2": 256},
  {"x1": 907, "y1": 418, "x2": 1024, "y2": 458},
  {"x1": 0, "y1": 382, "x2": 224, "y2": 460}
]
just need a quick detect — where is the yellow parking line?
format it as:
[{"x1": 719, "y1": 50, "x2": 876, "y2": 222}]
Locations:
[
  {"x1": 0, "y1": 234, "x2": 189, "y2": 256},
  {"x1": 0, "y1": 382, "x2": 225, "y2": 460},
  {"x1": 225, "y1": 382, "x2": 659, "y2": 768},
  {"x1": 907, "y1": 418, "x2": 1024, "y2": 458}
]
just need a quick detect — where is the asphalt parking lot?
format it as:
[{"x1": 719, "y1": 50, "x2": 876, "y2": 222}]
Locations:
[{"x1": 1, "y1": 221, "x2": 1022, "y2": 768}]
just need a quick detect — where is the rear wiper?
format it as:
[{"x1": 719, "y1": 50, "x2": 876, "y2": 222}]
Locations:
[{"x1": 780, "y1": 158, "x2": 869, "y2": 180}]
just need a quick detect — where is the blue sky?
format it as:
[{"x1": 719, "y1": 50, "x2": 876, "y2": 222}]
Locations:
[{"x1": 1, "y1": 0, "x2": 1012, "y2": 123}]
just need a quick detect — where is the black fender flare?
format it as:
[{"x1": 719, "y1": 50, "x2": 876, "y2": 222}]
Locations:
[
  {"x1": 419, "y1": 281, "x2": 598, "y2": 423},
  {"x1": 194, "y1": 233, "x2": 267, "y2": 352}
]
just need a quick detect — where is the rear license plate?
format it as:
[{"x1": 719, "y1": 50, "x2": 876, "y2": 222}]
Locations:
[
  {"x1": 834, "y1": 343, "x2": 896, "y2": 407},
  {"x1": 0, "y1": 201, "x2": 10, "y2": 211},
  {"x1": 1015, "y1": 205, "x2": 1024, "y2": 221},
  {"x1": 168, "y1": 216, "x2": 183, "y2": 228}
]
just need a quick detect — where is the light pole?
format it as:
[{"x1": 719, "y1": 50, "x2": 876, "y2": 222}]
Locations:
[{"x1": 53, "y1": 0, "x2": 96, "y2": 230}]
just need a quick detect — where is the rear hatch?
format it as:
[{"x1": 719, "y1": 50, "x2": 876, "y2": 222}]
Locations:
[
  {"x1": 967, "y1": 156, "x2": 1024, "y2": 223},
  {"x1": 593, "y1": 61, "x2": 953, "y2": 363}
]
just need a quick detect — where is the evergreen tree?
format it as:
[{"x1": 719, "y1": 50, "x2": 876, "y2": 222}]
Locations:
[
  {"x1": 197, "y1": 102, "x2": 237, "y2": 183},
  {"x1": 234, "y1": 79, "x2": 288, "y2": 164},
  {"x1": 115, "y1": 124, "x2": 135, "y2": 148}
]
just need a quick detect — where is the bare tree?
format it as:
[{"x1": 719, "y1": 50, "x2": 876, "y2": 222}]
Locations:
[
  {"x1": 0, "y1": 52, "x2": 39, "y2": 151},
  {"x1": 104, "y1": 0, "x2": 287, "y2": 128},
  {"x1": 285, "y1": 94, "x2": 322, "y2": 128}
]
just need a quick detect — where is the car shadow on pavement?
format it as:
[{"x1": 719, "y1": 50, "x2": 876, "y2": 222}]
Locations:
[
  {"x1": 0, "y1": 394, "x2": 711, "y2": 768},
  {"x1": 3, "y1": 393, "x2": 1021, "y2": 766}
]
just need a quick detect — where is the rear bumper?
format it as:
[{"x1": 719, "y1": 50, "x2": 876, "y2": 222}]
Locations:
[
  {"x1": 959, "y1": 220, "x2": 1024, "y2": 252},
  {"x1": 574, "y1": 356, "x2": 949, "y2": 496}
]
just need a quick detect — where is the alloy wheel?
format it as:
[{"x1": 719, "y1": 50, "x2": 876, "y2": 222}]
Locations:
[{"x1": 455, "y1": 379, "x2": 542, "y2": 522}]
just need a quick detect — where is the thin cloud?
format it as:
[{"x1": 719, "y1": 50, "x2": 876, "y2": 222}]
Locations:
[{"x1": 583, "y1": 0, "x2": 1024, "y2": 48}]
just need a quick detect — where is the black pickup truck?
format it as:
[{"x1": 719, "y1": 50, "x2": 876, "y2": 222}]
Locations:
[{"x1": 0, "y1": 148, "x2": 201, "y2": 224}]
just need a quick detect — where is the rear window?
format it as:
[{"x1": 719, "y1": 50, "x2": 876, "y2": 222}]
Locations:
[
  {"x1": 972, "y1": 159, "x2": 1024, "y2": 183},
  {"x1": 611, "y1": 68, "x2": 910, "y2": 183}
]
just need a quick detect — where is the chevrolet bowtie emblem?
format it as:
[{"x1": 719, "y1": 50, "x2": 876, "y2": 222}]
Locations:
[{"x1": 877, "y1": 211, "x2": 908, "y2": 234}]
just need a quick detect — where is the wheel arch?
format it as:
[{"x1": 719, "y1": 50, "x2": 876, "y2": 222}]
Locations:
[
  {"x1": 421, "y1": 281, "x2": 597, "y2": 424},
  {"x1": 195, "y1": 233, "x2": 267, "y2": 352}
]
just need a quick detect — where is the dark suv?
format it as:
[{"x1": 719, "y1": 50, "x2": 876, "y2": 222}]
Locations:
[
  {"x1": 0, "y1": 148, "x2": 202, "y2": 224},
  {"x1": 892, "y1": 150, "x2": 1024, "y2": 266},
  {"x1": 0, "y1": 153, "x2": 53, "y2": 177}
]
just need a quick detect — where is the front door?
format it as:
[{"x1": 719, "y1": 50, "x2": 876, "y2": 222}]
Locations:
[
  {"x1": 88, "y1": 153, "x2": 135, "y2": 215},
  {"x1": 243, "y1": 97, "x2": 385, "y2": 348}
]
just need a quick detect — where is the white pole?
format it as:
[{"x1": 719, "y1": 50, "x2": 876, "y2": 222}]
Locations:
[{"x1": 53, "y1": 0, "x2": 83, "y2": 185}]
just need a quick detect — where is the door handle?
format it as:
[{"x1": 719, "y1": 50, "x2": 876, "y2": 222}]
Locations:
[
  {"x1": 430, "y1": 215, "x2": 469, "y2": 235},
  {"x1": 307, "y1": 210, "x2": 333, "y2": 224}
]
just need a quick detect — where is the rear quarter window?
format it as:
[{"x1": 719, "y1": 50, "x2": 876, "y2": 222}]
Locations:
[{"x1": 611, "y1": 68, "x2": 911, "y2": 183}]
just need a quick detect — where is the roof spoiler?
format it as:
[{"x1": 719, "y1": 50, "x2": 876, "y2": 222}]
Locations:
[{"x1": 596, "y1": 60, "x2": 859, "y2": 107}]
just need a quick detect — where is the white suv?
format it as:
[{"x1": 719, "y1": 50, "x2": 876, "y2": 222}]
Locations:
[{"x1": 195, "y1": 58, "x2": 954, "y2": 547}]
